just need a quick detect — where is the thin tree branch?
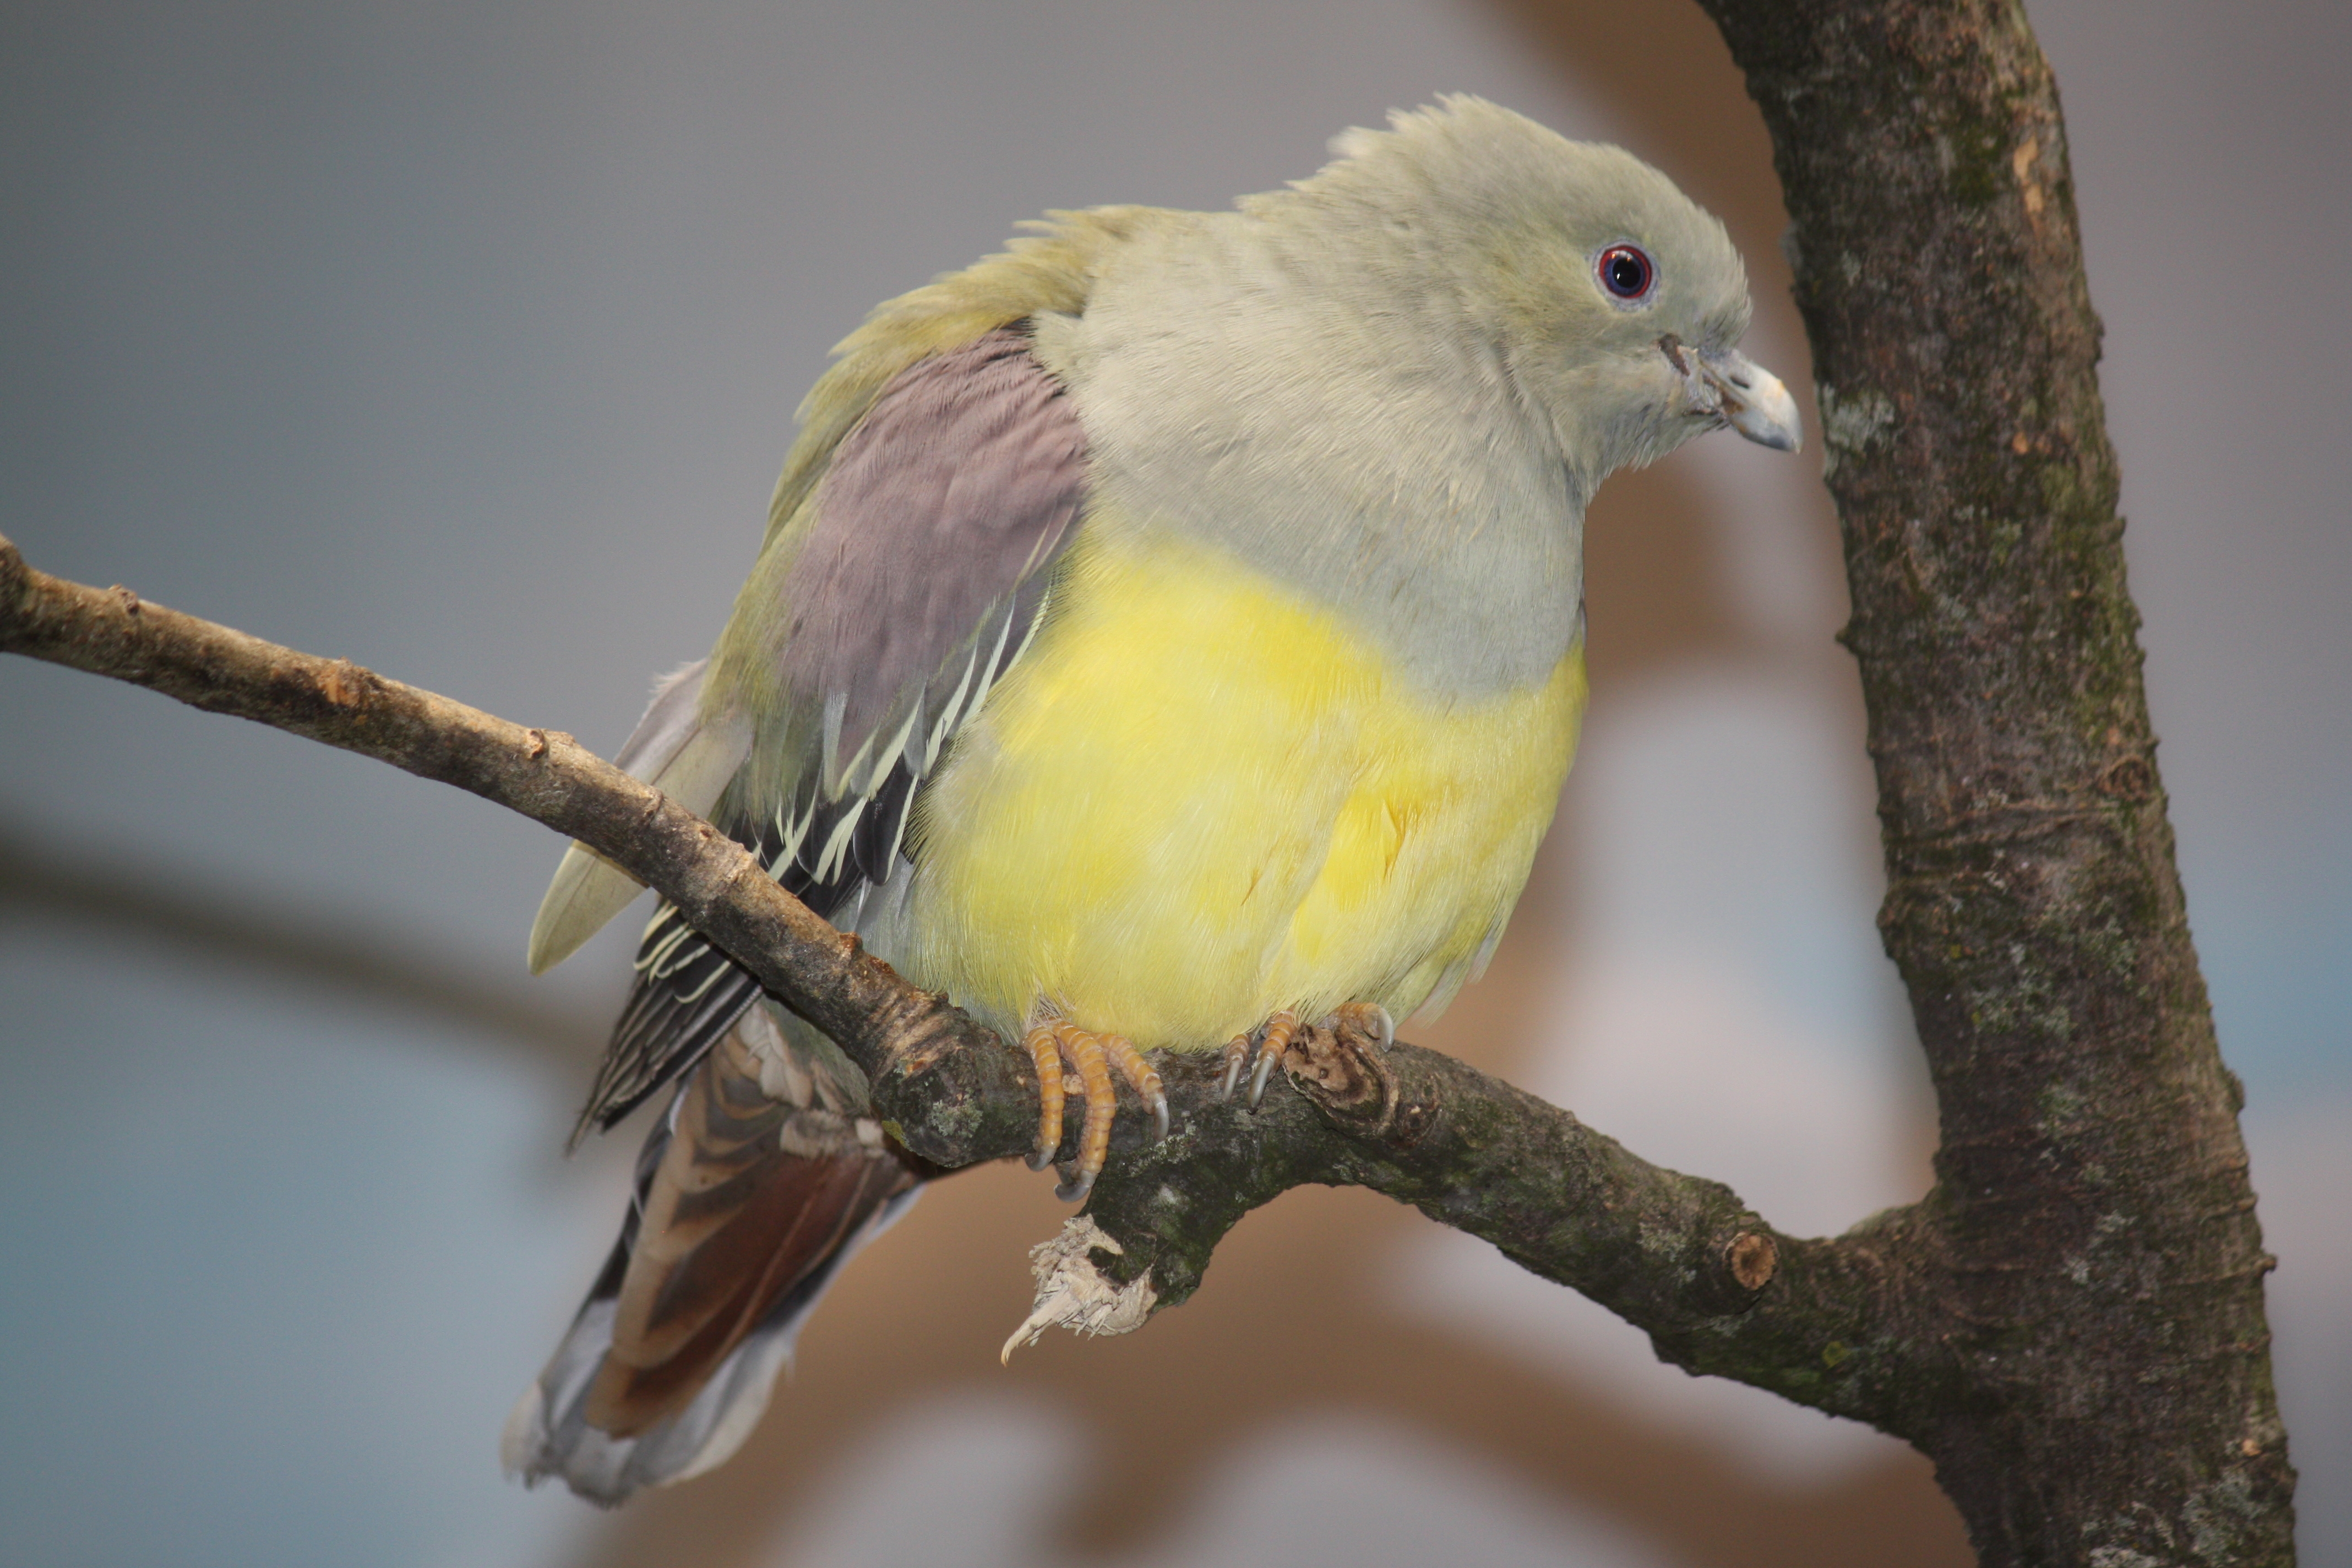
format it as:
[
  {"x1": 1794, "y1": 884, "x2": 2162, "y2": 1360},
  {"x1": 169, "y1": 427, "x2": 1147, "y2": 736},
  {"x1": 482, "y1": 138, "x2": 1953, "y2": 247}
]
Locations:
[
  {"x1": 0, "y1": 529, "x2": 1859, "y2": 1393},
  {"x1": 0, "y1": 531, "x2": 1027, "y2": 1153}
]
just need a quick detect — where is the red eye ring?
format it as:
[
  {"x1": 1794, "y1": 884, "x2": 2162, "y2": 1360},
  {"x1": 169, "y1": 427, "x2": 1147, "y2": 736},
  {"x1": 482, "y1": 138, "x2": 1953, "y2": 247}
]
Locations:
[{"x1": 1597, "y1": 244, "x2": 1655, "y2": 301}]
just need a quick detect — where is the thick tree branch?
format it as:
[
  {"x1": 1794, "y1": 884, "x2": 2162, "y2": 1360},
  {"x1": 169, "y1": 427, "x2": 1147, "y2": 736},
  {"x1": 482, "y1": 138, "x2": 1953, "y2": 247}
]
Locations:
[
  {"x1": 1684, "y1": 1, "x2": 2293, "y2": 1561},
  {"x1": 0, "y1": 528, "x2": 1836, "y2": 1370}
]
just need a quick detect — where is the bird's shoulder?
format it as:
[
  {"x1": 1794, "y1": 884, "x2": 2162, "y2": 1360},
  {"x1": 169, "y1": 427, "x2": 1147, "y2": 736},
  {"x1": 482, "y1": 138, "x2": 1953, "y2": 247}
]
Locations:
[{"x1": 761, "y1": 204, "x2": 1184, "y2": 551}]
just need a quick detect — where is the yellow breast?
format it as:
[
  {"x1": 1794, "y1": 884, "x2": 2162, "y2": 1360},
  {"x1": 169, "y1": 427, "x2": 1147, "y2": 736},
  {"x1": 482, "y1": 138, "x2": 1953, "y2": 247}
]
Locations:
[{"x1": 900, "y1": 523, "x2": 1586, "y2": 1049}]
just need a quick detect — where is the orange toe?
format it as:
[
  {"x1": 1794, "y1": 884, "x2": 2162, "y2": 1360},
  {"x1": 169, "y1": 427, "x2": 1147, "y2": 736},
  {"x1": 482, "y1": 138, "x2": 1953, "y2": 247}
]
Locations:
[
  {"x1": 1022, "y1": 1022, "x2": 1066, "y2": 1172},
  {"x1": 1103, "y1": 1035, "x2": 1168, "y2": 1141},
  {"x1": 1247, "y1": 1010, "x2": 1303, "y2": 1108},
  {"x1": 1052, "y1": 1022, "x2": 1118, "y2": 1204}
]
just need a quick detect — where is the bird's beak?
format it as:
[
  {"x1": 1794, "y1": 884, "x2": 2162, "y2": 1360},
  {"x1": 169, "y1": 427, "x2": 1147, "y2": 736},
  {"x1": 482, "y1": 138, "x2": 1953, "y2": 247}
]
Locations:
[
  {"x1": 1702, "y1": 348, "x2": 1803, "y2": 453},
  {"x1": 1662, "y1": 336, "x2": 1803, "y2": 453}
]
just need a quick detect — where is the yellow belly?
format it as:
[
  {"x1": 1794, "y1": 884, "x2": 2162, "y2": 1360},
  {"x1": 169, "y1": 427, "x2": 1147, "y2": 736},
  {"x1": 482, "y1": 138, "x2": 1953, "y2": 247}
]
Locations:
[{"x1": 900, "y1": 525, "x2": 1586, "y2": 1049}]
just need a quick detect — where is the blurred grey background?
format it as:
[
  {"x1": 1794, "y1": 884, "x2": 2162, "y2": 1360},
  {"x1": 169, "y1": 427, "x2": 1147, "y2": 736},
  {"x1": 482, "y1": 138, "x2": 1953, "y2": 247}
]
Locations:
[{"x1": 1, "y1": 2, "x2": 2343, "y2": 1565}]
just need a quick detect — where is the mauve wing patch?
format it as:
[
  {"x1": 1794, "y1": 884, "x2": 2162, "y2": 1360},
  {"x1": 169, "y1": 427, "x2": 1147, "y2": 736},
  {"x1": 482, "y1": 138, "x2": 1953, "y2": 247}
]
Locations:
[
  {"x1": 570, "y1": 327, "x2": 1088, "y2": 1145},
  {"x1": 778, "y1": 326, "x2": 1087, "y2": 767}
]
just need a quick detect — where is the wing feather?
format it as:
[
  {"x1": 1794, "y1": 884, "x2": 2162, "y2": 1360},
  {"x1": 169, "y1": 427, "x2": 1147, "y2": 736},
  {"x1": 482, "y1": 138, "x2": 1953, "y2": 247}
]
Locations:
[
  {"x1": 565, "y1": 325, "x2": 1088, "y2": 1145},
  {"x1": 519, "y1": 217, "x2": 1149, "y2": 1501}
]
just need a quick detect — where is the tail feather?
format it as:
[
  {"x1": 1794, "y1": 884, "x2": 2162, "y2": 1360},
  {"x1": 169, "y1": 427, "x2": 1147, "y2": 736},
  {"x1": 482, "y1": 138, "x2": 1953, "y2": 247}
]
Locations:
[
  {"x1": 527, "y1": 658, "x2": 753, "y2": 976},
  {"x1": 505, "y1": 1006, "x2": 923, "y2": 1504}
]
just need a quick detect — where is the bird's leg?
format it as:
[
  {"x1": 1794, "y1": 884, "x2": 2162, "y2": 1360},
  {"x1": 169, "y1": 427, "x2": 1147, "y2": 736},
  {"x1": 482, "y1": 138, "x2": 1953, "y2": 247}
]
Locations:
[
  {"x1": 1242, "y1": 1010, "x2": 1303, "y2": 1109},
  {"x1": 1027, "y1": 1019, "x2": 1168, "y2": 1198}
]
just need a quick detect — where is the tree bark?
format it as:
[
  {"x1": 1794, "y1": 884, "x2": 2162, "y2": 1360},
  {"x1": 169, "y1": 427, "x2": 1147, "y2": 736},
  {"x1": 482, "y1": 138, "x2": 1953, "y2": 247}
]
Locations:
[
  {"x1": 1688, "y1": 0, "x2": 2293, "y2": 1560},
  {"x1": 0, "y1": 2, "x2": 2300, "y2": 1553}
]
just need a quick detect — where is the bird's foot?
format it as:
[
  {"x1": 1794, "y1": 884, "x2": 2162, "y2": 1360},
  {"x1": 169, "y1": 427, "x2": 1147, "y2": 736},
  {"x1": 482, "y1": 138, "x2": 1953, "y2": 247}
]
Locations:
[
  {"x1": 1022, "y1": 1020, "x2": 1167, "y2": 1204},
  {"x1": 1219, "y1": 1003, "x2": 1392, "y2": 1108},
  {"x1": 1322, "y1": 1001, "x2": 1397, "y2": 1055}
]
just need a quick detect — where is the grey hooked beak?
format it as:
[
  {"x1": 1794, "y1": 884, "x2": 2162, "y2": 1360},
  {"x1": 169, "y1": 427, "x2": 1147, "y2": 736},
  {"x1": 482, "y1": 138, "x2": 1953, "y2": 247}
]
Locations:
[{"x1": 1660, "y1": 336, "x2": 1803, "y2": 453}]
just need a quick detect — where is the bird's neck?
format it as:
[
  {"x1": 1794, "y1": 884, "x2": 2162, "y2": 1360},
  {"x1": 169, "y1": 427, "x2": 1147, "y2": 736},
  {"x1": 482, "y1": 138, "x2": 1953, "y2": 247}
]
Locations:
[{"x1": 1042, "y1": 211, "x2": 1590, "y2": 698}]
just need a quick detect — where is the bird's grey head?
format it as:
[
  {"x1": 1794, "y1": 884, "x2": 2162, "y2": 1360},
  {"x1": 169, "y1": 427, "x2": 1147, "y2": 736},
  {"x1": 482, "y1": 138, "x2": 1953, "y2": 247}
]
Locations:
[{"x1": 1306, "y1": 96, "x2": 1802, "y2": 483}]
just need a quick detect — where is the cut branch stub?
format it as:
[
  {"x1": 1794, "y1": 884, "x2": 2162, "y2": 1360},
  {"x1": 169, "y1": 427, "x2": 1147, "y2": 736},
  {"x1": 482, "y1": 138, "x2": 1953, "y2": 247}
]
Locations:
[
  {"x1": 1280, "y1": 1010, "x2": 1404, "y2": 1131},
  {"x1": 1726, "y1": 1231, "x2": 1779, "y2": 1293}
]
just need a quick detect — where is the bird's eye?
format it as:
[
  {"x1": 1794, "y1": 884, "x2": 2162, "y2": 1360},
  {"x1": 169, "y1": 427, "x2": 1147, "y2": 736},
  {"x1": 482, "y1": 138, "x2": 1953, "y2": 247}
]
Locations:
[{"x1": 1597, "y1": 244, "x2": 1655, "y2": 302}]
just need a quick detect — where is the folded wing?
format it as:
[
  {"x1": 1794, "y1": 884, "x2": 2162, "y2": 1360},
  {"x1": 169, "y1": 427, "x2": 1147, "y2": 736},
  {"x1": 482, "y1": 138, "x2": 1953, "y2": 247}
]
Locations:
[
  {"x1": 557, "y1": 325, "x2": 1090, "y2": 1144},
  {"x1": 509, "y1": 320, "x2": 1093, "y2": 1502}
]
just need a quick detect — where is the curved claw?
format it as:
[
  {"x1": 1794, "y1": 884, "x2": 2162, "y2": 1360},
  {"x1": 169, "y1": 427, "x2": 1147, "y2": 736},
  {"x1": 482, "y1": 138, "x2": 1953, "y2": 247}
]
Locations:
[
  {"x1": 1058, "y1": 1026, "x2": 1115, "y2": 1204},
  {"x1": 1246, "y1": 1046, "x2": 1278, "y2": 1109},
  {"x1": 1218, "y1": 1036, "x2": 1249, "y2": 1101},
  {"x1": 1103, "y1": 1035, "x2": 1167, "y2": 1145},
  {"x1": 1244, "y1": 1010, "x2": 1302, "y2": 1109}
]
